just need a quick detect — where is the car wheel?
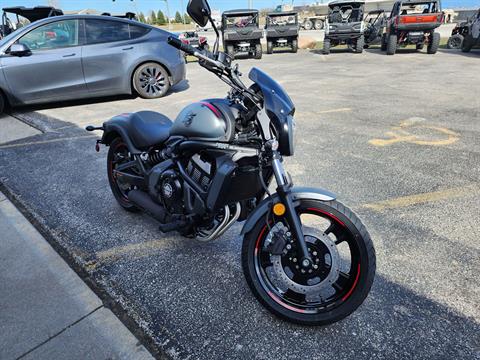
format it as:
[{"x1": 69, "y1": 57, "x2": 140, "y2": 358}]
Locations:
[
  {"x1": 381, "y1": 33, "x2": 387, "y2": 51},
  {"x1": 292, "y1": 38, "x2": 298, "y2": 53},
  {"x1": 314, "y1": 20, "x2": 324, "y2": 30},
  {"x1": 267, "y1": 40, "x2": 273, "y2": 54},
  {"x1": 447, "y1": 34, "x2": 463, "y2": 49},
  {"x1": 304, "y1": 20, "x2": 313, "y2": 30},
  {"x1": 323, "y1": 38, "x2": 330, "y2": 55},
  {"x1": 427, "y1": 31, "x2": 440, "y2": 54},
  {"x1": 254, "y1": 43, "x2": 262, "y2": 59},
  {"x1": 133, "y1": 62, "x2": 170, "y2": 99},
  {"x1": 355, "y1": 35, "x2": 364, "y2": 53},
  {"x1": 386, "y1": 34, "x2": 397, "y2": 55},
  {"x1": 461, "y1": 35, "x2": 473, "y2": 52}
]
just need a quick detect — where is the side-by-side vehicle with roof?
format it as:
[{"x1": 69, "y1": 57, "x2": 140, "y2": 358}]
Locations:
[
  {"x1": 222, "y1": 9, "x2": 263, "y2": 59},
  {"x1": 323, "y1": 0, "x2": 366, "y2": 54},
  {"x1": 383, "y1": 0, "x2": 443, "y2": 55},
  {"x1": 265, "y1": 11, "x2": 299, "y2": 54},
  {"x1": 0, "y1": 6, "x2": 63, "y2": 39}
]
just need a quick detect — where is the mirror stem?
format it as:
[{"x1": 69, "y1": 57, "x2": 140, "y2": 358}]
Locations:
[{"x1": 208, "y1": 13, "x2": 220, "y2": 54}]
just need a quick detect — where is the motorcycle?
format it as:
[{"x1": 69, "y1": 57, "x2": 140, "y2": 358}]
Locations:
[{"x1": 86, "y1": 0, "x2": 376, "y2": 325}]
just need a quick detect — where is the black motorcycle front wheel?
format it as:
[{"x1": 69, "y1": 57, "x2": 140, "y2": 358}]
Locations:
[{"x1": 242, "y1": 199, "x2": 375, "y2": 325}]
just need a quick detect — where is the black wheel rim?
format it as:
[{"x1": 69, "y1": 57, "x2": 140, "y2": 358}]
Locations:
[{"x1": 254, "y1": 206, "x2": 362, "y2": 314}]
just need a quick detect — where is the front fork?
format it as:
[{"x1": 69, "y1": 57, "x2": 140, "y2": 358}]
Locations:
[{"x1": 271, "y1": 152, "x2": 313, "y2": 268}]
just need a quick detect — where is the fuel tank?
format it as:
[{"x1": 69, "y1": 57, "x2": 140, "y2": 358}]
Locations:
[{"x1": 170, "y1": 99, "x2": 237, "y2": 141}]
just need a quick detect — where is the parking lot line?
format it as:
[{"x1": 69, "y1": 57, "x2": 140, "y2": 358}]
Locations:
[
  {"x1": 89, "y1": 184, "x2": 479, "y2": 266},
  {"x1": 0, "y1": 135, "x2": 97, "y2": 149},
  {"x1": 93, "y1": 237, "x2": 180, "y2": 267},
  {"x1": 362, "y1": 184, "x2": 479, "y2": 212}
]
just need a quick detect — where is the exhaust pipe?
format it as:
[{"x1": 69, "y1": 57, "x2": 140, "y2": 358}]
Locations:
[{"x1": 128, "y1": 190, "x2": 166, "y2": 223}]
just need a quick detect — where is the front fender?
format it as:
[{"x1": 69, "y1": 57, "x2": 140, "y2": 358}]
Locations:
[{"x1": 240, "y1": 187, "x2": 336, "y2": 235}]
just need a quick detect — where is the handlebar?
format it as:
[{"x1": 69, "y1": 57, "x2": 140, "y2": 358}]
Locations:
[{"x1": 167, "y1": 36, "x2": 196, "y2": 56}]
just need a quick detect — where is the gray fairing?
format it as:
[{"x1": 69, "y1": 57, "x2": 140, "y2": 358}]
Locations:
[{"x1": 240, "y1": 187, "x2": 336, "y2": 235}]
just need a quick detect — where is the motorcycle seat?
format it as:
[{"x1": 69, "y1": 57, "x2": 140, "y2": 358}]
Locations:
[{"x1": 126, "y1": 111, "x2": 172, "y2": 149}]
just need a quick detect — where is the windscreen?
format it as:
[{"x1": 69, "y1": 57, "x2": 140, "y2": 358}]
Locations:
[
  {"x1": 267, "y1": 14, "x2": 297, "y2": 26},
  {"x1": 249, "y1": 67, "x2": 295, "y2": 118},
  {"x1": 400, "y1": 2, "x2": 440, "y2": 15},
  {"x1": 225, "y1": 14, "x2": 258, "y2": 28}
]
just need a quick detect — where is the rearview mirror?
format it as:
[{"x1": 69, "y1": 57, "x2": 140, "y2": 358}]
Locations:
[
  {"x1": 187, "y1": 0, "x2": 211, "y2": 27},
  {"x1": 9, "y1": 43, "x2": 31, "y2": 57}
]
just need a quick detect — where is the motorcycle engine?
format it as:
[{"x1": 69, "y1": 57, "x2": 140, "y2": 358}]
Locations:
[
  {"x1": 158, "y1": 170, "x2": 183, "y2": 214},
  {"x1": 187, "y1": 154, "x2": 213, "y2": 192}
]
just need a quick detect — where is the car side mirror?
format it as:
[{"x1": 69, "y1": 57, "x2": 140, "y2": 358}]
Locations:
[{"x1": 9, "y1": 43, "x2": 31, "y2": 57}]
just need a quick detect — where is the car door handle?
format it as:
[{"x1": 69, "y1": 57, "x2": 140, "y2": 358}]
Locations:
[
  {"x1": 62, "y1": 53, "x2": 76, "y2": 58},
  {"x1": 122, "y1": 46, "x2": 134, "y2": 51}
]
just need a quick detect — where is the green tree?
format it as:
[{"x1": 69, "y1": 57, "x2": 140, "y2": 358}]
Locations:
[
  {"x1": 174, "y1": 11, "x2": 183, "y2": 24},
  {"x1": 149, "y1": 10, "x2": 157, "y2": 25},
  {"x1": 138, "y1": 12, "x2": 146, "y2": 23},
  {"x1": 157, "y1": 10, "x2": 166, "y2": 25},
  {"x1": 184, "y1": 13, "x2": 191, "y2": 24}
]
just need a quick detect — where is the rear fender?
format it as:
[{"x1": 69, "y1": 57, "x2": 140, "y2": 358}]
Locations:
[
  {"x1": 240, "y1": 187, "x2": 336, "y2": 235},
  {"x1": 101, "y1": 114, "x2": 141, "y2": 154}
]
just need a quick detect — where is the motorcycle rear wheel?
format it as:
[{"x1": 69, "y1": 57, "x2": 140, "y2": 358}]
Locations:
[
  {"x1": 242, "y1": 199, "x2": 375, "y2": 325},
  {"x1": 107, "y1": 137, "x2": 140, "y2": 212}
]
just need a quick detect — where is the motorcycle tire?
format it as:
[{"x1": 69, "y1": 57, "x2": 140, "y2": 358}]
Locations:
[
  {"x1": 242, "y1": 198, "x2": 376, "y2": 325},
  {"x1": 107, "y1": 137, "x2": 140, "y2": 212}
]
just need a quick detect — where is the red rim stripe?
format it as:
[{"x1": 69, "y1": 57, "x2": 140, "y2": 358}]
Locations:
[
  {"x1": 307, "y1": 207, "x2": 346, "y2": 227},
  {"x1": 342, "y1": 264, "x2": 361, "y2": 301}
]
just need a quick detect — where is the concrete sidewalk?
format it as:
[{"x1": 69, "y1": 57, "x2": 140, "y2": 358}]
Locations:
[{"x1": 0, "y1": 192, "x2": 153, "y2": 360}]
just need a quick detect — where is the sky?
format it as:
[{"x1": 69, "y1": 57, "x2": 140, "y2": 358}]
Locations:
[{"x1": 0, "y1": 0, "x2": 478, "y2": 18}]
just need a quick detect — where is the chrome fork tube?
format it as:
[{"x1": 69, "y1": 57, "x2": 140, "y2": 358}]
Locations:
[{"x1": 272, "y1": 156, "x2": 287, "y2": 186}]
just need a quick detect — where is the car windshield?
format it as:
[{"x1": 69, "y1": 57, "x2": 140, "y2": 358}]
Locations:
[
  {"x1": 400, "y1": 2, "x2": 439, "y2": 14},
  {"x1": 267, "y1": 14, "x2": 297, "y2": 26},
  {"x1": 225, "y1": 14, "x2": 258, "y2": 28}
]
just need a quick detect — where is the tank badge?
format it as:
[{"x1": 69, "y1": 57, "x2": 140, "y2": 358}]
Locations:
[{"x1": 183, "y1": 112, "x2": 196, "y2": 127}]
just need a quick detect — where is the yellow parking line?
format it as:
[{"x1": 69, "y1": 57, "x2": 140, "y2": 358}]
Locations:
[
  {"x1": 94, "y1": 238, "x2": 179, "y2": 264},
  {"x1": 86, "y1": 184, "x2": 478, "y2": 267},
  {"x1": 362, "y1": 184, "x2": 479, "y2": 212},
  {"x1": 317, "y1": 108, "x2": 352, "y2": 114},
  {"x1": 0, "y1": 135, "x2": 96, "y2": 149}
]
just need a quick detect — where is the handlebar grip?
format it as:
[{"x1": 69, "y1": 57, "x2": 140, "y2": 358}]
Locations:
[{"x1": 167, "y1": 36, "x2": 196, "y2": 56}]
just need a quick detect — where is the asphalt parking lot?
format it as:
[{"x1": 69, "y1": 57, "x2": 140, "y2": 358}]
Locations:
[{"x1": 1, "y1": 47, "x2": 479, "y2": 359}]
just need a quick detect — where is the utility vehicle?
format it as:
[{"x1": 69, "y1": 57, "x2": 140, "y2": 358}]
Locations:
[
  {"x1": 461, "y1": 8, "x2": 480, "y2": 52},
  {"x1": 383, "y1": 0, "x2": 443, "y2": 55},
  {"x1": 363, "y1": 10, "x2": 388, "y2": 48},
  {"x1": 265, "y1": 11, "x2": 299, "y2": 54},
  {"x1": 323, "y1": 0, "x2": 366, "y2": 55},
  {"x1": 0, "y1": 6, "x2": 63, "y2": 39},
  {"x1": 222, "y1": 9, "x2": 263, "y2": 59},
  {"x1": 447, "y1": 20, "x2": 468, "y2": 49}
]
